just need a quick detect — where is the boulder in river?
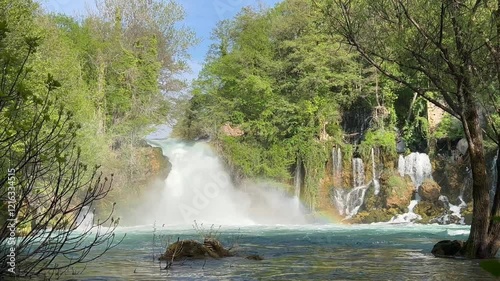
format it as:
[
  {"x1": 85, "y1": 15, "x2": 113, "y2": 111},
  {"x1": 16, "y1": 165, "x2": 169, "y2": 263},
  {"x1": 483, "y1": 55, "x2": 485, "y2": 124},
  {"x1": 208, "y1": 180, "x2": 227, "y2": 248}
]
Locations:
[
  {"x1": 431, "y1": 240, "x2": 464, "y2": 258},
  {"x1": 159, "y1": 238, "x2": 232, "y2": 261}
]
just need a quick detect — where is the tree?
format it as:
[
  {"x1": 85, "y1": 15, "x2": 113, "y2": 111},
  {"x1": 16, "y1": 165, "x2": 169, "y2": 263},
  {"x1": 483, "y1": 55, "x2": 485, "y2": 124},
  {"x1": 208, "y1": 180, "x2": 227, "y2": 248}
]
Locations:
[
  {"x1": 320, "y1": 0, "x2": 500, "y2": 258},
  {"x1": 0, "y1": 1, "x2": 122, "y2": 277}
]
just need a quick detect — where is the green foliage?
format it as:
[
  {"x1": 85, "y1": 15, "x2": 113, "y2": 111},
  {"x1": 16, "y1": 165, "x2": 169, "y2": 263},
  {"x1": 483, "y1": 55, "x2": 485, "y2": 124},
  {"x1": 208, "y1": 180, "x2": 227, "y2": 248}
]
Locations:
[
  {"x1": 174, "y1": 0, "x2": 388, "y2": 205},
  {"x1": 402, "y1": 96, "x2": 429, "y2": 151},
  {"x1": 434, "y1": 114, "x2": 463, "y2": 140},
  {"x1": 358, "y1": 129, "x2": 396, "y2": 160},
  {"x1": 0, "y1": 0, "x2": 193, "y2": 229},
  {"x1": 480, "y1": 260, "x2": 500, "y2": 278}
]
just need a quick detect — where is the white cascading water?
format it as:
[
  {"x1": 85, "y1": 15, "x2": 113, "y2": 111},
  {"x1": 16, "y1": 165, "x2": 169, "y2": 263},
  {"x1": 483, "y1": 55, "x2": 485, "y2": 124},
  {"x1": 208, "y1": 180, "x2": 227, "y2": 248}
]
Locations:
[
  {"x1": 76, "y1": 206, "x2": 94, "y2": 231},
  {"x1": 438, "y1": 149, "x2": 497, "y2": 224},
  {"x1": 332, "y1": 147, "x2": 342, "y2": 181},
  {"x1": 294, "y1": 157, "x2": 302, "y2": 199},
  {"x1": 352, "y1": 158, "x2": 365, "y2": 188},
  {"x1": 390, "y1": 152, "x2": 432, "y2": 223},
  {"x1": 371, "y1": 148, "x2": 380, "y2": 195},
  {"x1": 491, "y1": 150, "x2": 498, "y2": 203},
  {"x1": 145, "y1": 139, "x2": 308, "y2": 226},
  {"x1": 333, "y1": 158, "x2": 368, "y2": 219}
]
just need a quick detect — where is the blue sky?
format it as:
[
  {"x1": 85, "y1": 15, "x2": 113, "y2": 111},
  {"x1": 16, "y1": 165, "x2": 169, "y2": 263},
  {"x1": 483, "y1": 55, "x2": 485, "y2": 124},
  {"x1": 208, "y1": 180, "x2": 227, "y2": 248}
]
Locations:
[{"x1": 40, "y1": 0, "x2": 282, "y2": 81}]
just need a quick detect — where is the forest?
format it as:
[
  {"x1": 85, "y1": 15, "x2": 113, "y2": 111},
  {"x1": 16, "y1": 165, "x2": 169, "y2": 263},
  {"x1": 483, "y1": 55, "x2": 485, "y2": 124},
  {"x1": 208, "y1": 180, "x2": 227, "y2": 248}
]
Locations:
[
  {"x1": 1, "y1": 0, "x2": 500, "y2": 279},
  {"x1": 175, "y1": 0, "x2": 500, "y2": 260}
]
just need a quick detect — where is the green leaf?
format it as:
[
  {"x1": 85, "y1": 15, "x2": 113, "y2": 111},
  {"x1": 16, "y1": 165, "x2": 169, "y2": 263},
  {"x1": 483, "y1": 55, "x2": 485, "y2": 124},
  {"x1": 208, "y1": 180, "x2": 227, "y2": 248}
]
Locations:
[
  {"x1": 480, "y1": 260, "x2": 500, "y2": 277},
  {"x1": 492, "y1": 216, "x2": 500, "y2": 223}
]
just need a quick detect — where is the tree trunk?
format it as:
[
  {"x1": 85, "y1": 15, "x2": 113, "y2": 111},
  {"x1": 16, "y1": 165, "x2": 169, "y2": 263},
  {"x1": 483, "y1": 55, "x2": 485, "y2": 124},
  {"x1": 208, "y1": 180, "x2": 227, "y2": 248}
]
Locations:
[
  {"x1": 462, "y1": 100, "x2": 494, "y2": 258},
  {"x1": 485, "y1": 148, "x2": 500, "y2": 257}
]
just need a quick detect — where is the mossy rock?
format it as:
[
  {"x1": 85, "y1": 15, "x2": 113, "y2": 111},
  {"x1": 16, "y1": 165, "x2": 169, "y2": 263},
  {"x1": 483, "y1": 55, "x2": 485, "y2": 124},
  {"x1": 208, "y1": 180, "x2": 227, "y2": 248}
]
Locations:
[
  {"x1": 432, "y1": 157, "x2": 470, "y2": 202},
  {"x1": 414, "y1": 201, "x2": 445, "y2": 223},
  {"x1": 360, "y1": 183, "x2": 386, "y2": 211},
  {"x1": 159, "y1": 238, "x2": 232, "y2": 261},
  {"x1": 350, "y1": 208, "x2": 400, "y2": 223},
  {"x1": 379, "y1": 169, "x2": 414, "y2": 209},
  {"x1": 419, "y1": 179, "x2": 441, "y2": 202}
]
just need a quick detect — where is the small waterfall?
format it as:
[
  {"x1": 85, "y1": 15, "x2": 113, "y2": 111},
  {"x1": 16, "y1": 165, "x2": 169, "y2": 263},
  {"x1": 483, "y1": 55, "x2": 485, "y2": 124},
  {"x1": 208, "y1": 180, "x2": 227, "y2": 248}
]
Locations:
[
  {"x1": 332, "y1": 147, "x2": 342, "y2": 185},
  {"x1": 294, "y1": 157, "x2": 302, "y2": 199},
  {"x1": 333, "y1": 185, "x2": 368, "y2": 219},
  {"x1": 399, "y1": 152, "x2": 433, "y2": 187},
  {"x1": 332, "y1": 157, "x2": 368, "y2": 219},
  {"x1": 390, "y1": 152, "x2": 432, "y2": 223},
  {"x1": 491, "y1": 150, "x2": 498, "y2": 203},
  {"x1": 371, "y1": 148, "x2": 380, "y2": 195},
  {"x1": 436, "y1": 169, "x2": 469, "y2": 224},
  {"x1": 76, "y1": 206, "x2": 94, "y2": 231},
  {"x1": 397, "y1": 154, "x2": 405, "y2": 177},
  {"x1": 352, "y1": 158, "x2": 365, "y2": 188}
]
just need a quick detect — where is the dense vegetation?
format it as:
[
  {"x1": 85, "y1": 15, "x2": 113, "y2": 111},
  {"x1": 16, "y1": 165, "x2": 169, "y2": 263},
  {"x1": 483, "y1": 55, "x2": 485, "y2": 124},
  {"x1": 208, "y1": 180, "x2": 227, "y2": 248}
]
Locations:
[
  {"x1": 0, "y1": 0, "x2": 193, "y2": 277},
  {"x1": 174, "y1": 0, "x2": 422, "y2": 208},
  {"x1": 175, "y1": 0, "x2": 500, "y2": 258}
]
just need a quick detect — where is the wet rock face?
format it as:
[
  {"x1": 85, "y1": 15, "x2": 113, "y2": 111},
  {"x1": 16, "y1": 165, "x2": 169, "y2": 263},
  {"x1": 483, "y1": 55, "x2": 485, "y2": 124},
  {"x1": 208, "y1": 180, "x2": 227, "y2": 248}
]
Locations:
[
  {"x1": 431, "y1": 240, "x2": 464, "y2": 258},
  {"x1": 419, "y1": 179, "x2": 441, "y2": 202},
  {"x1": 379, "y1": 171, "x2": 414, "y2": 209},
  {"x1": 414, "y1": 201, "x2": 445, "y2": 223}
]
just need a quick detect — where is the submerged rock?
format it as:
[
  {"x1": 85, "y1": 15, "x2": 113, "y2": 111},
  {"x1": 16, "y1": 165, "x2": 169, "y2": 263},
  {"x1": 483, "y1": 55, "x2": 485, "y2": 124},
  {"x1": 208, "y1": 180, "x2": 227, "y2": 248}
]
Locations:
[
  {"x1": 159, "y1": 238, "x2": 232, "y2": 261},
  {"x1": 246, "y1": 254, "x2": 264, "y2": 260},
  {"x1": 431, "y1": 240, "x2": 464, "y2": 258}
]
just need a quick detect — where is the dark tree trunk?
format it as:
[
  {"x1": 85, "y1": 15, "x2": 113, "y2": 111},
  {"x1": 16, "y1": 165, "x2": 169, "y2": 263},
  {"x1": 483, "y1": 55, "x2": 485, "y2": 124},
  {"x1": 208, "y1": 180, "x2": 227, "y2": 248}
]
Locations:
[
  {"x1": 462, "y1": 98, "x2": 497, "y2": 258},
  {"x1": 485, "y1": 148, "x2": 500, "y2": 257}
]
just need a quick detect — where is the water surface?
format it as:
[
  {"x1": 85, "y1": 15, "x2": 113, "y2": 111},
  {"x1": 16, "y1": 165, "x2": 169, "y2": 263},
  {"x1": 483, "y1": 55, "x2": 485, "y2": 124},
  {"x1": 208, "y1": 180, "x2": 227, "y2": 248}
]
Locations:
[{"x1": 67, "y1": 223, "x2": 495, "y2": 280}]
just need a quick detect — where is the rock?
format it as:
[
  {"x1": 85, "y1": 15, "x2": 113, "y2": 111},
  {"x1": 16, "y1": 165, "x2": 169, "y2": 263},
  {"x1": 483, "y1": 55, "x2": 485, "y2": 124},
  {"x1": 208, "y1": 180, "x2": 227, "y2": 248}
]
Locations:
[
  {"x1": 456, "y1": 138, "x2": 468, "y2": 156},
  {"x1": 221, "y1": 123, "x2": 244, "y2": 137},
  {"x1": 419, "y1": 179, "x2": 441, "y2": 202},
  {"x1": 380, "y1": 171, "x2": 414, "y2": 209},
  {"x1": 414, "y1": 201, "x2": 445, "y2": 223},
  {"x1": 246, "y1": 254, "x2": 264, "y2": 260},
  {"x1": 203, "y1": 238, "x2": 231, "y2": 258},
  {"x1": 431, "y1": 240, "x2": 464, "y2": 258},
  {"x1": 350, "y1": 209, "x2": 398, "y2": 224},
  {"x1": 159, "y1": 238, "x2": 232, "y2": 261}
]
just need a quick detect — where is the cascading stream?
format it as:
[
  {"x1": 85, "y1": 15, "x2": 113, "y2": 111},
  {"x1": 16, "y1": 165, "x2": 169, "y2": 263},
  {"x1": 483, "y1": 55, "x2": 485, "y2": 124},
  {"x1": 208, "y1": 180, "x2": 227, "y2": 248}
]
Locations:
[
  {"x1": 390, "y1": 152, "x2": 432, "y2": 223},
  {"x1": 491, "y1": 150, "x2": 498, "y2": 203},
  {"x1": 372, "y1": 148, "x2": 380, "y2": 195},
  {"x1": 333, "y1": 157, "x2": 368, "y2": 219}
]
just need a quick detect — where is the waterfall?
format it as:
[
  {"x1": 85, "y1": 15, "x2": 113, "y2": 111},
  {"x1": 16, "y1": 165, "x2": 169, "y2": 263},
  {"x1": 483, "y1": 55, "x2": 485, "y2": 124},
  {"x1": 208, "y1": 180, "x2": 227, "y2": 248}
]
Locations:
[
  {"x1": 332, "y1": 147, "x2": 342, "y2": 186},
  {"x1": 399, "y1": 152, "x2": 433, "y2": 187},
  {"x1": 371, "y1": 148, "x2": 380, "y2": 195},
  {"x1": 390, "y1": 152, "x2": 432, "y2": 223},
  {"x1": 332, "y1": 157, "x2": 368, "y2": 219},
  {"x1": 352, "y1": 158, "x2": 365, "y2": 188},
  {"x1": 333, "y1": 185, "x2": 368, "y2": 219},
  {"x1": 76, "y1": 206, "x2": 94, "y2": 231},
  {"x1": 145, "y1": 139, "x2": 308, "y2": 225},
  {"x1": 294, "y1": 157, "x2": 302, "y2": 199},
  {"x1": 491, "y1": 150, "x2": 498, "y2": 203},
  {"x1": 397, "y1": 154, "x2": 405, "y2": 177}
]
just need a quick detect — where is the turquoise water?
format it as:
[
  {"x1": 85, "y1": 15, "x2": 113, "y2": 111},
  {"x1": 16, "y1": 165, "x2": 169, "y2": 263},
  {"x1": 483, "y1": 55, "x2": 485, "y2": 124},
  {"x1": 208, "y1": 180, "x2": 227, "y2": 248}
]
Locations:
[{"x1": 66, "y1": 223, "x2": 496, "y2": 280}]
